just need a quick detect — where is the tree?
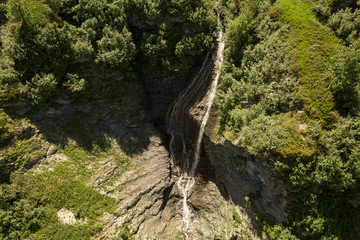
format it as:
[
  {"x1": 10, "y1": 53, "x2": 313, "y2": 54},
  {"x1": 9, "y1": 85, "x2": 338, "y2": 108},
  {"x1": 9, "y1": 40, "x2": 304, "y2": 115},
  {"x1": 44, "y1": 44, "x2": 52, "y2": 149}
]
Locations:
[
  {"x1": 8, "y1": 23, "x2": 74, "y2": 83},
  {"x1": 226, "y1": 4, "x2": 257, "y2": 63},
  {"x1": 327, "y1": 8, "x2": 360, "y2": 45},
  {"x1": 25, "y1": 73, "x2": 57, "y2": 105},
  {"x1": 330, "y1": 40, "x2": 360, "y2": 113},
  {"x1": 95, "y1": 25, "x2": 136, "y2": 72},
  {"x1": 63, "y1": 73, "x2": 86, "y2": 93}
]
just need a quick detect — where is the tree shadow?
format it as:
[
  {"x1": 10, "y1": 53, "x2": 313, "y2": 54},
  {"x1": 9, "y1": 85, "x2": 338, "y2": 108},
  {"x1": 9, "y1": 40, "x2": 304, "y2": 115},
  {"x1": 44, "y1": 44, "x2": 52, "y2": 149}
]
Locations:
[
  {"x1": 198, "y1": 136, "x2": 288, "y2": 239},
  {"x1": 30, "y1": 104, "x2": 152, "y2": 156},
  {"x1": 1, "y1": 65, "x2": 154, "y2": 181}
]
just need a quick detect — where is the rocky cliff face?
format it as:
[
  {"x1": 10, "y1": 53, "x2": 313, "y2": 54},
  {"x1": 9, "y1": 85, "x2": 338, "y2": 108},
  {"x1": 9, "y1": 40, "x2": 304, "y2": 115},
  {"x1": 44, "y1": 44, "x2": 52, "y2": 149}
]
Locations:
[
  {"x1": 203, "y1": 135, "x2": 287, "y2": 224},
  {"x1": 133, "y1": 31, "x2": 288, "y2": 238}
]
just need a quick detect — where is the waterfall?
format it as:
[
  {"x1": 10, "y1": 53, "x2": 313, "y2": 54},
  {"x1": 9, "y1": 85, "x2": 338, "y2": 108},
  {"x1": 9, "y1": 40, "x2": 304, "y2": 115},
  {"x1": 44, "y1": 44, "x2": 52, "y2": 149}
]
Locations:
[{"x1": 167, "y1": 25, "x2": 225, "y2": 238}]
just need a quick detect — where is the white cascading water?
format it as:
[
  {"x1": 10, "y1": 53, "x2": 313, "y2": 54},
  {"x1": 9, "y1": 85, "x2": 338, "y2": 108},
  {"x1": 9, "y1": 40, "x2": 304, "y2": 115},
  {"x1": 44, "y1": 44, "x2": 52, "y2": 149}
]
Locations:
[{"x1": 167, "y1": 25, "x2": 225, "y2": 238}]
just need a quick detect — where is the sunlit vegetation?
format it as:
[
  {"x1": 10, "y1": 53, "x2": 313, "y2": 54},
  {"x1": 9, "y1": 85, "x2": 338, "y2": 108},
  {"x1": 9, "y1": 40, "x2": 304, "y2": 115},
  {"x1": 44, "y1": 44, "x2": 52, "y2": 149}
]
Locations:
[{"x1": 217, "y1": 0, "x2": 360, "y2": 239}]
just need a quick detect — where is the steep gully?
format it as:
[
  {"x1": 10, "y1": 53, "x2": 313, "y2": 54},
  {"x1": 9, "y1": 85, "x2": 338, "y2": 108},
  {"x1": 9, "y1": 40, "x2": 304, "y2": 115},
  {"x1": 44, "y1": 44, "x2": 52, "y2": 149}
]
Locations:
[
  {"x1": 89, "y1": 13, "x2": 286, "y2": 239},
  {"x1": 167, "y1": 24, "x2": 225, "y2": 237}
]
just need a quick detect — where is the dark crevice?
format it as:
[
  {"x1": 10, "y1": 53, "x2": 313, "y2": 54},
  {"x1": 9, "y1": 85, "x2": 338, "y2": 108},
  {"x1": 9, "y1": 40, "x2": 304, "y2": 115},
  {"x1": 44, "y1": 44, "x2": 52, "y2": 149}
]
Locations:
[{"x1": 158, "y1": 182, "x2": 175, "y2": 212}]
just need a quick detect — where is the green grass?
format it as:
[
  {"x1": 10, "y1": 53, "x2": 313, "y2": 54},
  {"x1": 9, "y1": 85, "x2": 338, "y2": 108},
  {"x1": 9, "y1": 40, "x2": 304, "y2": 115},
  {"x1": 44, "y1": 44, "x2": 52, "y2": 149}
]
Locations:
[
  {"x1": 274, "y1": 0, "x2": 341, "y2": 123},
  {"x1": 277, "y1": 112, "x2": 317, "y2": 162},
  {"x1": 1, "y1": 139, "x2": 126, "y2": 239},
  {"x1": 30, "y1": 163, "x2": 115, "y2": 221},
  {"x1": 21, "y1": 146, "x2": 117, "y2": 238},
  {"x1": 39, "y1": 222, "x2": 102, "y2": 240},
  {"x1": 1, "y1": 135, "x2": 46, "y2": 182}
]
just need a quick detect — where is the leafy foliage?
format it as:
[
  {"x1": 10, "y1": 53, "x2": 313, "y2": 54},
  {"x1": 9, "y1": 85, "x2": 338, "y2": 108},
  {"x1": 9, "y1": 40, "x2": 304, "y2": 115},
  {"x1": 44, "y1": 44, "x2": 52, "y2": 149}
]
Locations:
[
  {"x1": 0, "y1": 0, "x2": 7, "y2": 22},
  {"x1": 64, "y1": 73, "x2": 86, "y2": 93},
  {"x1": 218, "y1": 15, "x2": 297, "y2": 154},
  {"x1": 266, "y1": 224, "x2": 299, "y2": 240},
  {"x1": 25, "y1": 73, "x2": 57, "y2": 105},
  {"x1": 95, "y1": 25, "x2": 136, "y2": 71},
  {"x1": 330, "y1": 40, "x2": 360, "y2": 113},
  {"x1": 327, "y1": 7, "x2": 360, "y2": 45},
  {"x1": 0, "y1": 185, "x2": 44, "y2": 240},
  {"x1": 168, "y1": 0, "x2": 217, "y2": 30},
  {"x1": 316, "y1": 118, "x2": 360, "y2": 191},
  {"x1": 225, "y1": 2, "x2": 256, "y2": 64},
  {"x1": 128, "y1": 0, "x2": 161, "y2": 20}
]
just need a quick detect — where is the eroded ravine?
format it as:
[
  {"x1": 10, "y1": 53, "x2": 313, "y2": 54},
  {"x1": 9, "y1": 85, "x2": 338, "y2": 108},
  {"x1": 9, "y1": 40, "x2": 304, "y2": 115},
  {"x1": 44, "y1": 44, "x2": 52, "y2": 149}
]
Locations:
[{"x1": 167, "y1": 25, "x2": 225, "y2": 238}]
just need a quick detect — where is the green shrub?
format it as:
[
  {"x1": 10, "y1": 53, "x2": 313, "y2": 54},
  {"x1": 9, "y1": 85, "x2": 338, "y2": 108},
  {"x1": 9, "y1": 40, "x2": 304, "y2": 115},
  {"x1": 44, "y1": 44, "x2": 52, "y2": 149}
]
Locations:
[
  {"x1": 316, "y1": 118, "x2": 360, "y2": 191},
  {"x1": 95, "y1": 26, "x2": 136, "y2": 72},
  {"x1": 327, "y1": 8, "x2": 360, "y2": 45},
  {"x1": 226, "y1": 5, "x2": 256, "y2": 63},
  {"x1": 0, "y1": 185, "x2": 44, "y2": 240},
  {"x1": 128, "y1": 0, "x2": 161, "y2": 21},
  {"x1": 237, "y1": 114, "x2": 287, "y2": 154},
  {"x1": 26, "y1": 73, "x2": 57, "y2": 105},
  {"x1": 119, "y1": 223, "x2": 133, "y2": 240},
  {"x1": 266, "y1": 224, "x2": 299, "y2": 240},
  {"x1": 64, "y1": 73, "x2": 86, "y2": 93},
  {"x1": 232, "y1": 207, "x2": 242, "y2": 225},
  {"x1": 72, "y1": 36, "x2": 94, "y2": 59},
  {"x1": 3, "y1": 23, "x2": 74, "y2": 83},
  {"x1": 330, "y1": 40, "x2": 360, "y2": 113},
  {"x1": 168, "y1": 0, "x2": 216, "y2": 30},
  {"x1": 312, "y1": 0, "x2": 331, "y2": 22},
  {"x1": 218, "y1": 16, "x2": 293, "y2": 133},
  {"x1": 0, "y1": 0, "x2": 7, "y2": 22},
  {"x1": 139, "y1": 23, "x2": 171, "y2": 65},
  {"x1": 174, "y1": 32, "x2": 211, "y2": 75}
]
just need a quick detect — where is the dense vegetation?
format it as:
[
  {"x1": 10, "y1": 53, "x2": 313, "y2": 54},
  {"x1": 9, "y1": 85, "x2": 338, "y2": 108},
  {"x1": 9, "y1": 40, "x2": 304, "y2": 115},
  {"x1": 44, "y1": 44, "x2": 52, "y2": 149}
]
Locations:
[
  {"x1": 217, "y1": 0, "x2": 360, "y2": 239},
  {"x1": 0, "y1": 0, "x2": 359, "y2": 239}
]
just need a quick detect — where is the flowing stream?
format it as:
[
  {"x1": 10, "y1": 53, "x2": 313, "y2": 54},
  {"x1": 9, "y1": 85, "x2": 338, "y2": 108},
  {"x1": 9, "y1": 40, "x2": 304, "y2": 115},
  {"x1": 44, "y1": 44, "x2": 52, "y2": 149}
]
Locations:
[{"x1": 167, "y1": 26, "x2": 225, "y2": 238}]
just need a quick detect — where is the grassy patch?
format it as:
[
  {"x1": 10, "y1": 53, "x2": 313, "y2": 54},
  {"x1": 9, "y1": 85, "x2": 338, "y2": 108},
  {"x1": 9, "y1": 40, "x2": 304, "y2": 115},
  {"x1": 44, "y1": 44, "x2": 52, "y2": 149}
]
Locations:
[
  {"x1": 30, "y1": 163, "x2": 115, "y2": 221},
  {"x1": 1, "y1": 135, "x2": 46, "y2": 182},
  {"x1": 0, "y1": 110, "x2": 13, "y2": 145},
  {"x1": 1, "y1": 133, "x2": 130, "y2": 239},
  {"x1": 39, "y1": 222, "x2": 102, "y2": 240},
  {"x1": 13, "y1": 146, "x2": 118, "y2": 238},
  {"x1": 277, "y1": 112, "x2": 317, "y2": 162},
  {"x1": 232, "y1": 207, "x2": 242, "y2": 226},
  {"x1": 275, "y1": 0, "x2": 341, "y2": 123}
]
